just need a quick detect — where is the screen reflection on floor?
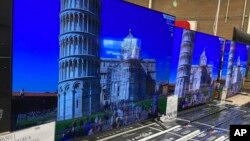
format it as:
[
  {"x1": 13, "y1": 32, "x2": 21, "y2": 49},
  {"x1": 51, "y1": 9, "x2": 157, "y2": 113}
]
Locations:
[{"x1": 77, "y1": 102, "x2": 250, "y2": 140}]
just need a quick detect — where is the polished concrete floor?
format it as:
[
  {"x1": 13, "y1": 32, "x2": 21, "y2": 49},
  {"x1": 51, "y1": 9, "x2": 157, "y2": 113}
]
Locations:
[
  {"x1": 176, "y1": 99, "x2": 250, "y2": 141},
  {"x1": 81, "y1": 95, "x2": 250, "y2": 141}
]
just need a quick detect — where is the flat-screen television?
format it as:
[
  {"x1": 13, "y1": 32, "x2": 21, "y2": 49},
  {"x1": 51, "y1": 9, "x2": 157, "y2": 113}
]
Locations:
[
  {"x1": 169, "y1": 27, "x2": 224, "y2": 110},
  {"x1": 221, "y1": 40, "x2": 249, "y2": 97},
  {"x1": 12, "y1": 0, "x2": 175, "y2": 140},
  {"x1": 0, "y1": 0, "x2": 12, "y2": 133},
  {"x1": 233, "y1": 27, "x2": 250, "y2": 45}
]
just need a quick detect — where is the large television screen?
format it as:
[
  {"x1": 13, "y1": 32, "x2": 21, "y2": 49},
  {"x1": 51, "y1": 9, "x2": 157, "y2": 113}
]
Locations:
[
  {"x1": 221, "y1": 40, "x2": 249, "y2": 97},
  {"x1": 169, "y1": 27, "x2": 224, "y2": 110},
  {"x1": 0, "y1": 0, "x2": 12, "y2": 133},
  {"x1": 12, "y1": 0, "x2": 175, "y2": 140}
]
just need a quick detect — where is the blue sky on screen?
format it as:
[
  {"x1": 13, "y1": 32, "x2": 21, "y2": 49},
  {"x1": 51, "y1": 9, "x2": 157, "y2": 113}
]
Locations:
[
  {"x1": 221, "y1": 40, "x2": 248, "y2": 79},
  {"x1": 13, "y1": 0, "x2": 175, "y2": 92},
  {"x1": 169, "y1": 27, "x2": 223, "y2": 83}
]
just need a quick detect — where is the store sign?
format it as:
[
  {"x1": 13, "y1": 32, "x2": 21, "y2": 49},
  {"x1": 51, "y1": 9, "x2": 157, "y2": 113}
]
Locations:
[
  {"x1": 0, "y1": 122, "x2": 55, "y2": 141},
  {"x1": 175, "y1": 20, "x2": 197, "y2": 30}
]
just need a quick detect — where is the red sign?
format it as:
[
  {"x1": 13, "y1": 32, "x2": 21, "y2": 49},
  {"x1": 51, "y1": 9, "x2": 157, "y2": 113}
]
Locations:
[{"x1": 175, "y1": 21, "x2": 190, "y2": 29}]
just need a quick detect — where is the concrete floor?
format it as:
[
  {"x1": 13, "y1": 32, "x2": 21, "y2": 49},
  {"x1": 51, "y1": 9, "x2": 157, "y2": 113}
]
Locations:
[{"x1": 81, "y1": 95, "x2": 250, "y2": 141}]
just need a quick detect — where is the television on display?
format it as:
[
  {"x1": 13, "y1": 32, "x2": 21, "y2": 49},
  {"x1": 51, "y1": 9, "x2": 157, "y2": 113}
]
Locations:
[
  {"x1": 0, "y1": 0, "x2": 12, "y2": 133},
  {"x1": 169, "y1": 27, "x2": 224, "y2": 110},
  {"x1": 221, "y1": 40, "x2": 249, "y2": 97},
  {"x1": 233, "y1": 27, "x2": 250, "y2": 45},
  {"x1": 0, "y1": 57, "x2": 11, "y2": 133},
  {"x1": 12, "y1": 0, "x2": 175, "y2": 140}
]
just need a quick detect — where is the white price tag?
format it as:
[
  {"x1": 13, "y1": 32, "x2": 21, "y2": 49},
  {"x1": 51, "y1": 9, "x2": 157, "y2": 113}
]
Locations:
[{"x1": 0, "y1": 122, "x2": 55, "y2": 141}]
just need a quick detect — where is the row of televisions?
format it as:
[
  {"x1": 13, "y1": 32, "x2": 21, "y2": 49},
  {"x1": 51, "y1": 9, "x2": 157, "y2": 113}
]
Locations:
[{"x1": 0, "y1": 0, "x2": 250, "y2": 140}]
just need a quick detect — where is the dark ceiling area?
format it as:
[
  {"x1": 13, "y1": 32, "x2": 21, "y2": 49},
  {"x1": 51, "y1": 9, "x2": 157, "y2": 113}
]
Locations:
[{"x1": 0, "y1": 0, "x2": 12, "y2": 57}]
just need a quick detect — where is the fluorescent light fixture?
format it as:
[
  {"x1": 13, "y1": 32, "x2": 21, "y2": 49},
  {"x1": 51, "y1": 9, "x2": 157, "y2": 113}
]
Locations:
[{"x1": 173, "y1": 0, "x2": 178, "y2": 7}]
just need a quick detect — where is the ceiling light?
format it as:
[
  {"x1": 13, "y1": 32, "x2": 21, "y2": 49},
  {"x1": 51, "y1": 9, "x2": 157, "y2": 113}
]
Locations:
[{"x1": 173, "y1": 0, "x2": 178, "y2": 7}]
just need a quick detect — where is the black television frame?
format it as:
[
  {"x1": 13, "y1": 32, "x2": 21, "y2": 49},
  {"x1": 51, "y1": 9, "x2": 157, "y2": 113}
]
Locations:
[{"x1": 0, "y1": 0, "x2": 12, "y2": 133}]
